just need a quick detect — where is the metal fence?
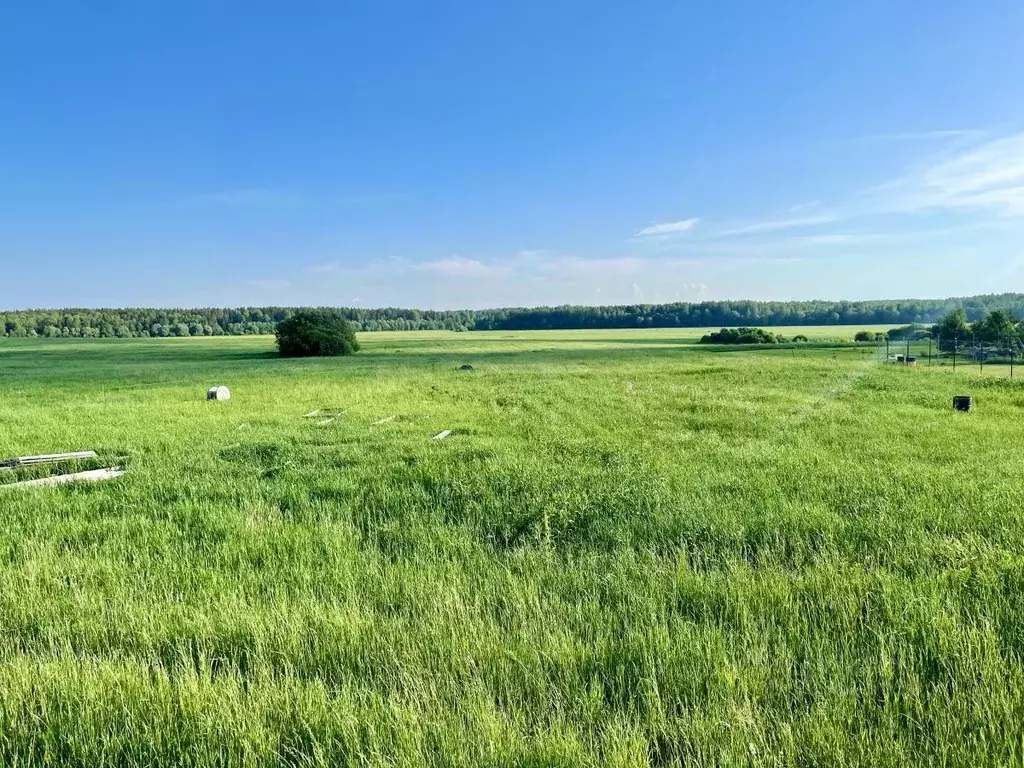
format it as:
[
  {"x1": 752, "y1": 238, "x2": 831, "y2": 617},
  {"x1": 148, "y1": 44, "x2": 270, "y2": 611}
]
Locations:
[{"x1": 876, "y1": 333, "x2": 1024, "y2": 377}]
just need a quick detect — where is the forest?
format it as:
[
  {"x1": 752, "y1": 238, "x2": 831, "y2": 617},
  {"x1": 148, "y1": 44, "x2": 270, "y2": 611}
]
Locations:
[{"x1": 2, "y1": 294, "x2": 1023, "y2": 338}]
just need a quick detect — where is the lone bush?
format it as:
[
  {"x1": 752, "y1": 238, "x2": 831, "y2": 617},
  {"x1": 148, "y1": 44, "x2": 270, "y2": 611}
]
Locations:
[
  {"x1": 275, "y1": 309, "x2": 360, "y2": 357},
  {"x1": 699, "y1": 327, "x2": 782, "y2": 345},
  {"x1": 792, "y1": 334, "x2": 809, "y2": 342},
  {"x1": 885, "y1": 324, "x2": 930, "y2": 341}
]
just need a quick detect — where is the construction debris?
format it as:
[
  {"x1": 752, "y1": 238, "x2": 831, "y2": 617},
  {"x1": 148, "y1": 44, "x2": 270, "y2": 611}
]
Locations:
[
  {"x1": 2, "y1": 467, "x2": 125, "y2": 489},
  {"x1": 304, "y1": 408, "x2": 344, "y2": 420},
  {"x1": 317, "y1": 418, "x2": 336, "y2": 427},
  {"x1": 0, "y1": 451, "x2": 97, "y2": 470},
  {"x1": 432, "y1": 430, "x2": 452, "y2": 441},
  {"x1": 372, "y1": 415, "x2": 396, "y2": 426}
]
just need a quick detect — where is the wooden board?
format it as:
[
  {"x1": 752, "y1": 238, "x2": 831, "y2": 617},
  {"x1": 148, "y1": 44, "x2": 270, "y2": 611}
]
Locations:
[
  {"x1": 2, "y1": 467, "x2": 125, "y2": 489},
  {"x1": 0, "y1": 451, "x2": 98, "y2": 469}
]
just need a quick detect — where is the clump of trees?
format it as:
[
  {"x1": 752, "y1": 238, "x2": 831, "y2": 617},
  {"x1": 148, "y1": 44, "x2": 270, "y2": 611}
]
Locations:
[
  {"x1": 4, "y1": 294, "x2": 1024, "y2": 338},
  {"x1": 854, "y1": 331, "x2": 887, "y2": 342},
  {"x1": 699, "y1": 327, "x2": 784, "y2": 344},
  {"x1": 883, "y1": 324, "x2": 931, "y2": 340},
  {"x1": 930, "y1": 308, "x2": 1022, "y2": 350},
  {"x1": 275, "y1": 309, "x2": 360, "y2": 357}
]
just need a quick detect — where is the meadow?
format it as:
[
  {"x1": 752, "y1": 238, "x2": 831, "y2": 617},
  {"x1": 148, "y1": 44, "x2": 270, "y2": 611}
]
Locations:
[{"x1": 0, "y1": 327, "x2": 1022, "y2": 766}]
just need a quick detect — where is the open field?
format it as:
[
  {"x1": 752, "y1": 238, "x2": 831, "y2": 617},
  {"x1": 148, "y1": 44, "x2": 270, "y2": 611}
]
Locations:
[{"x1": 1, "y1": 328, "x2": 1023, "y2": 766}]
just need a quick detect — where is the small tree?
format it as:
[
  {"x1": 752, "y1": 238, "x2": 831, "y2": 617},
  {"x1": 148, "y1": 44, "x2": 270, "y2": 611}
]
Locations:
[
  {"x1": 975, "y1": 309, "x2": 1016, "y2": 343},
  {"x1": 932, "y1": 309, "x2": 968, "y2": 340},
  {"x1": 275, "y1": 309, "x2": 360, "y2": 357}
]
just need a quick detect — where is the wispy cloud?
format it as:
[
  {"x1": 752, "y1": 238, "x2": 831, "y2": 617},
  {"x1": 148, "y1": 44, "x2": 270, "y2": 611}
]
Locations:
[
  {"x1": 788, "y1": 201, "x2": 821, "y2": 213},
  {"x1": 881, "y1": 132, "x2": 1024, "y2": 216},
  {"x1": 302, "y1": 261, "x2": 340, "y2": 274},
  {"x1": 531, "y1": 255, "x2": 649, "y2": 278},
  {"x1": 183, "y1": 189, "x2": 302, "y2": 208},
  {"x1": 708, "y1": 215, "x2": 836, "y2": 238},
  {"x1": 246, "y1": 278, "x2": 292, "y2": 290},
  {"x1": 335, "y1": 192, "x2": 410, "y2": 205},
  {"x1": 414, "y1": 255, "x2": 511, "y2": 278},
  {"x1": 852, "y1": 129, "x2": 983, "y2": 143},
  {"x1": 634, "y1": 218, "x2": 699, "y2": 237},
  {"x1": 702, "y1": 131, "x2": 1024, "y2": 241}
]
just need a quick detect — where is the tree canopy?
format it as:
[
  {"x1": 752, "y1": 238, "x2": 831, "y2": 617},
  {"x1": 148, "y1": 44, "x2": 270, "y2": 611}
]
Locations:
[
  {"x1": 699, "y1": 327, "x2": 783, "y2": 344},
  {"x1": 2, "y1": 294, "x2": 1024, "y2": 338},
  {"x1": 275, "y1": 309, "x2": 360, "y2": 357}
]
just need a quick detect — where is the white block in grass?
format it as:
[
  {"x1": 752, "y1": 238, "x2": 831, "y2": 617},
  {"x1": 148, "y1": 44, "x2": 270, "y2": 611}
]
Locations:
[{"x1": 207, "y1": 386, "x2": 231, "y2": 401}]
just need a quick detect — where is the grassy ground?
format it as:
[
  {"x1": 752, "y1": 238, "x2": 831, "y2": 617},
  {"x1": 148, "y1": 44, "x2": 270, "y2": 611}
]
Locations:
[{"x1": 0, "y1": 328, "x2": 1022, "y2": 766}]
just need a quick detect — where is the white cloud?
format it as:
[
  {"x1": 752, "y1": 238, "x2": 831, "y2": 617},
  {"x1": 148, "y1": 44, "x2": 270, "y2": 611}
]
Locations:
[
  {"x1": 788, "y1": 201, "x2": 821, "y2": 213},
  {"x1": 534, "y1": 255, "x2": 648, "y2": 277},
  {"x1": 702, "y1": 131, "x2": 1024, "y2": 242},
  {"x1": 183, "y1": 189, "x2": 302, "y2": 208},
  {"x1": 414, "y1": 256, "x2": 511, "y2": 278},
  {"x1": 708, "y1": 215, "x2": 837, "y2": 238},
  {"x1": 853, "y1": 129, "x2": 983, "y2": 143},
  {"x1": 303, "y1": 261, "x2": 340, "y2": 274},
  {"x1": 246, "y1": 278, "x2": 291, "y2": 290},
  {"x1": 634, "y1": 218, "x2": 699, "y2": 237},
  {"x1": 902, "y1": 132, "x2": 1024, "y2": 216}
]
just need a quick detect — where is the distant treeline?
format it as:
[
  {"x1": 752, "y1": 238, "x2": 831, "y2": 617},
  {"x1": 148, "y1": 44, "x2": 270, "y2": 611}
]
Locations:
[{"x1": 2, "y1": 294, "x2": 1024, "y2": 338}]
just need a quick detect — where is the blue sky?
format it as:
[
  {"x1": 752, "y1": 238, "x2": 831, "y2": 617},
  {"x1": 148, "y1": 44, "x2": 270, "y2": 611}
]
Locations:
[{"x1": 2, "y1": 1, "x2": 1023, "y2": 310}]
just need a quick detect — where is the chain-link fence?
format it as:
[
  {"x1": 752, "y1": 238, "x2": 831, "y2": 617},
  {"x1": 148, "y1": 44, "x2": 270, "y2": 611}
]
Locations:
[{"x1": 877, "y1": 332, "x2": 1024, "y2": 376}]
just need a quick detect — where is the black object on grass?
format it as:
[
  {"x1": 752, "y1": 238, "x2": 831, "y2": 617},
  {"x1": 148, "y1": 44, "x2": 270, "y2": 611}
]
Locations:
[{"x1": 953, "y1": 395, "x2": 973, "y2": 412}]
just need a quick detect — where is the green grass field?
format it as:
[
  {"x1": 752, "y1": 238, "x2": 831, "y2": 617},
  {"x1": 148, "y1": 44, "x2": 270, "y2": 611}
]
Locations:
[{"x1": 1, "y1": 328, "x2": 1022, "y2": 766}]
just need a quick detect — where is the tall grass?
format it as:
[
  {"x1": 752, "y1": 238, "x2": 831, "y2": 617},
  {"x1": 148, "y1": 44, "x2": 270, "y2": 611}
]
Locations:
[{"x1": 0, "y1": 330, "x2": 1021, "y2": 766}]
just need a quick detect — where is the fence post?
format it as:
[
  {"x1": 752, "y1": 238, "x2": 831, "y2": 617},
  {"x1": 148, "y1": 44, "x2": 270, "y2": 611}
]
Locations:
[
  {"x1": 953, "y1": 335, "x2": 957, "y2": 371},
  {"x1": 928, "y1": 336, "x2": 932, "y2": 366}
]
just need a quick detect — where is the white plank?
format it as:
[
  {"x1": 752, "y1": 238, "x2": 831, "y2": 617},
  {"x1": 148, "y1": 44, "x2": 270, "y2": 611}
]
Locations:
[
  {"x1": 431, "y1": 430, "x2": 452, "y2": 441},
  {"x1": 372, "y1": 415, "x2": 396, "y2": 426},
  {"x1": 5, "y1": 451, "x2": 98, "y2": 467},
  {"x1": 3, "y1": 467, "x2": 125, "y2": 489}
]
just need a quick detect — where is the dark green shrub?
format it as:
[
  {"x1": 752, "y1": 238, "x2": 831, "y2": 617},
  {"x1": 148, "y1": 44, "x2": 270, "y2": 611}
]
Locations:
[
  {"x1": 699, "y1": 327, "x2": 781, "y2": 345},
  {"x1": 885, "y1": 323, "x2": 930, "y2": 341},
  {"x1": 275, "y1": 309, "x2": 360, "y2": 357},
  {"x1": 854, "y1": 330, "x2": 876, "y2": 342},
  {"x1": 792, "y1": 334, "x2": 809, "y2": 342}
]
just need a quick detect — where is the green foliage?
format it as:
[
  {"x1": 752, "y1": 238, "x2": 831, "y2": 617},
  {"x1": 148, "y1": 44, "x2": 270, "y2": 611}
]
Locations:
[
  {"x1": 930, "y1": 308, "x2": 1024, "y2": 353},
  {"x1": 885, "y1": 324, "x2": 931, "y2": 341},
  {"x1": 0, "y1": 332, "x2": 1024, "y2": 765},
  {"x1": 975, "y1": 309, "x2": 1017, "y2": 343},
  {"x1": 853, "y1": 330, "x2": 876, "y2": 342},
  {"x1": 275, "y1": 309, "x2": 360, "y2": 357},
  {"x1": 700, "y1": 326, "x2": 782, "y2": 344},
  {"x1": 4, "y1": 293, "x2": 1024, "y2": 337},
  {"x1": 931, "y1": 308, "x2": 969, "y2": 341},
  {"x1": 792, "y1": 334, "x2": 809, "y2": 342}
]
